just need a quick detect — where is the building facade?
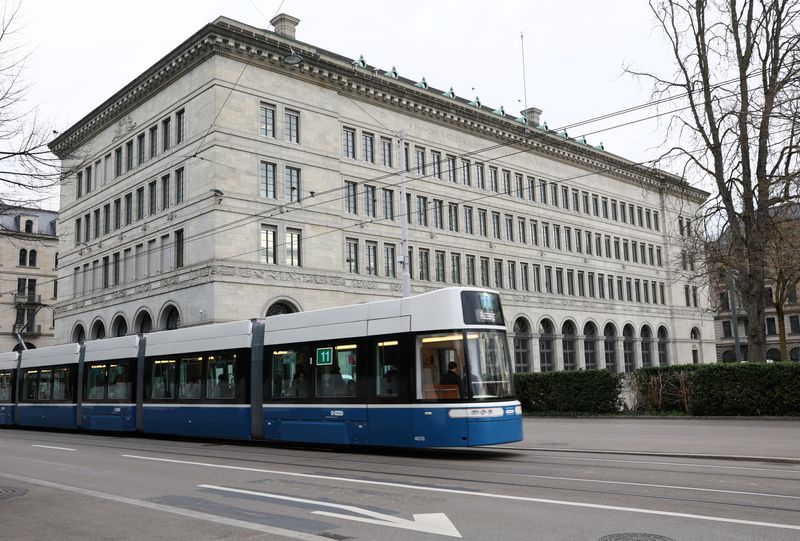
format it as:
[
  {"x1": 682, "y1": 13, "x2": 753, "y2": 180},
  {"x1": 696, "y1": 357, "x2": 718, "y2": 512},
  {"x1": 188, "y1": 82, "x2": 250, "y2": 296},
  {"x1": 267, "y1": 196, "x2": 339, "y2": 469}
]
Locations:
[
  {"x1": 49, "y1": 15, "x2": 715, "y2": 370},
  {"x1": 0, "y1": 208, "x2": 58, "y2": 351}
]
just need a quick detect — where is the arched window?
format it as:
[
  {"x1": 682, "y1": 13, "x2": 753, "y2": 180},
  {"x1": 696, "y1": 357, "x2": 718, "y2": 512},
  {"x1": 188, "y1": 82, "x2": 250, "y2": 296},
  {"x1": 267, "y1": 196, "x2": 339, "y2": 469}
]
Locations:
[
  {"x1": 91, "y1": 320, "x2": 106, "y2": 340},
  {"x1": 562, "y1": 321, "x2": 576, "y2": 370},
  {"x1": 766, "y1": 348, "x2": 781, "y2": 361},
  {"x1": 790, "y1": 347, "x2": 800, "y2": 363},
  {"x1": 24, "y1": 220, "x2": 33, "y2": 233},
  {"x1": 513, "y1": 317, "x2": 531, "y2": 372},
  {"x1": 135, "y1": 311, "x2": 153, "y2": 334},
  {"x1": 690, "y1": 327, "x2": 702, "y2": 364},
  {"x1": 12, "y1": 342, "x2": 35, "y2": 352},
  {"x1": 623, "y1": 324, "x2": 636, "y2": 373},
  {"x1": 266, "y1": 301, "x2": 298, "y2": 316},
  {"x1": 657, "y1": 326, "x2": 669, "y2": 365},
  {"x1": 18, "y1": 249, "x2": 27, "y2": 267},
  {"x1": 641, "y1": 325, "x2": 653, "y2": 367},
  {"x1": 539, "y1": 319, "x2": 555, "y2": 372},
  {"x1": 159, "y1": 305, "x2": 181, "y2": 330},
  {"x1": 72, "y1": 324, "x2": 86, "y2": 344},
  {"x1": 112, "y1": 316, "x2": 128, "y2": 337},
  {"x1": 583, "y1": 322, "x2": 598, "y2": 369},
  {"x1": 604, "y1": 323, "x2": 617, "y2": 372},
  {"x1": 28, "y1": 249, "x2": 37, "y2": 267}
]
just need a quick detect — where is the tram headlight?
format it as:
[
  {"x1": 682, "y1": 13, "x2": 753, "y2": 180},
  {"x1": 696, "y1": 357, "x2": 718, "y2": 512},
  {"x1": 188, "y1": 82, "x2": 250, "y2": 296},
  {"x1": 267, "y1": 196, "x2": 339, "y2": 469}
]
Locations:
[{"x1": 515, "y1": 405, "x2": 522, "y2": 415}]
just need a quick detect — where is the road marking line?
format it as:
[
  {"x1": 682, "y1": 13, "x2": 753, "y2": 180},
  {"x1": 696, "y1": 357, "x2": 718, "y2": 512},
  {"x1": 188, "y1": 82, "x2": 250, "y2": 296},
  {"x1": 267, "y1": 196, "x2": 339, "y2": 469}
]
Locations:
[
  {"x1": 124, "y1": 454, "x2": 800, "y2": 532},
  {"x1": 501, "y1": 446, "x2": 800, "y2": 464},
  {"x1": 512, "y1": 472, "x2": 800, "y2": 500},
  {"x1": 31, "y1": 445, "x2": 76, "y2": 451},
  {"x1": 0, "y1": 472, "x2": 329, "y2": 541},
  {"x1": 523, "y1": 453, "x2": 800, "y2": 474}
]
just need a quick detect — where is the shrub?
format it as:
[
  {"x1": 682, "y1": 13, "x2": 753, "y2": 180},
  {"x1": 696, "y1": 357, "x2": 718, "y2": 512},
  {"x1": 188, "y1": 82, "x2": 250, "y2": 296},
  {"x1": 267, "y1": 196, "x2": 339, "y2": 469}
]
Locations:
[
  {"x1": 514, "y1": 369, "x2": 622, "y2": 414},
  {"x1": 691, "y1": 362, "x2": 800, "y2": 416},
  {"x1": 635, "y1": 365, "x2": 702, "y2": 414}
]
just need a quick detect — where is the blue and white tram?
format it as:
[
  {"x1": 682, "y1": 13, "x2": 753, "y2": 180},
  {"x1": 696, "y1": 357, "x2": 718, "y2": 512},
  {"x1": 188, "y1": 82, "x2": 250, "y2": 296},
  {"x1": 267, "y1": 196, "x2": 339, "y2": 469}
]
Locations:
[
  {"x1": 6, "y1": 287, "x2": 522, "y2": 448},
  {"x1": 0, "y1": 352, "x2": 18, "y2": 426}
]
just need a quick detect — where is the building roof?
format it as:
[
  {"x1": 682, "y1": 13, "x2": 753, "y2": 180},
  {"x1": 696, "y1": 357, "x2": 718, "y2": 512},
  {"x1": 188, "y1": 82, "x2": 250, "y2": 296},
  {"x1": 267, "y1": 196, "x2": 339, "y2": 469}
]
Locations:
[{"x1": 0, "y1": 206, "x2": 58, "y2": 236}]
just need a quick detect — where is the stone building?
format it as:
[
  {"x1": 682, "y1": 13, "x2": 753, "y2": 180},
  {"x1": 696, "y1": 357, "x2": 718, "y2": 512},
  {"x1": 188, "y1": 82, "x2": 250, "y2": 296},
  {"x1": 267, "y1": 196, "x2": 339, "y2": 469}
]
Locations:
[
  {"x1": 49, "y1": 14, "x2": 715, "y2": 370},
  {"x1": 0, "y1": 207, "x2": 58, "y2": 351}
]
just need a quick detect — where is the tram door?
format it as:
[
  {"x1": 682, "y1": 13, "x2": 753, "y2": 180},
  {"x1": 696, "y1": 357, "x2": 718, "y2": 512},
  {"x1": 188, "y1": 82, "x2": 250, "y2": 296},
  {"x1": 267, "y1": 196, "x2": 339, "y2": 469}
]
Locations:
[{"x1": 368, "y1": 337, "x2": 413, "y2": 446}]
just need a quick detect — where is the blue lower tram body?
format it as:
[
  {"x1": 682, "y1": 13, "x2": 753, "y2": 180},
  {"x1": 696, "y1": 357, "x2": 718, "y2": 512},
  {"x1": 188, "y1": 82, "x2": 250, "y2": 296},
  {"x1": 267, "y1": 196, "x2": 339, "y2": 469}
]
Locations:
[{"x1": 6, "y1": 402, "x2": 523, "y2": 447}]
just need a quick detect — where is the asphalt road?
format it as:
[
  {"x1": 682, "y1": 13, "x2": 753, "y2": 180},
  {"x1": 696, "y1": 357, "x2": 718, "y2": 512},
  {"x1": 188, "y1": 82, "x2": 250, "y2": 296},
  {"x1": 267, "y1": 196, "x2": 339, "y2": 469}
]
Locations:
[{"x1": 1, "y1": 419, "x2": 798, "y2": 541}]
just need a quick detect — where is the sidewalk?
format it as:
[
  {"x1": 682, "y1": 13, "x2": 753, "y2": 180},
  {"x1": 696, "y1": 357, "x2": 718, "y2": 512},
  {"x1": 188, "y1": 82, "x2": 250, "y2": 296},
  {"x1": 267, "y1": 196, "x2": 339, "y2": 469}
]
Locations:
[{"x1": 512, "y1": 417, "x2": 800, "y2": 462}]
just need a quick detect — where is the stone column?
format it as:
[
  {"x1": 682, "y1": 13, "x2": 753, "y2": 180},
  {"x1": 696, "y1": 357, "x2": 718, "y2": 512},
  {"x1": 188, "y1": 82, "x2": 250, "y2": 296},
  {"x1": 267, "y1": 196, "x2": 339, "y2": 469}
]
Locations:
[
  {"x1": 531, "y1": 335, "x2": 541, "y2": 372},
  {"x1": 576, "y1": 335, "x2": 586, "y2": 370},
  {"x1": 596, "y1": 337, "x2": 606, "y2": 370},
  {"x1": 633, "y1": 338, "x2": 643, "y2": 370},
  {"x1": 615, "y1": 337, "x2": 625, "y2": 374},
  {"x1": 554, "y1": 334, "x2": 564, "y2": 371}
]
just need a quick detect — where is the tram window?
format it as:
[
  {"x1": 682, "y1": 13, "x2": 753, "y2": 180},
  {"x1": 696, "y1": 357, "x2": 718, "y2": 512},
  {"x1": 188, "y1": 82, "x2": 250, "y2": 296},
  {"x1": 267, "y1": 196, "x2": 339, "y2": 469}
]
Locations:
[
  {"x1": 52, "y1": 367, "x2": 73, "y2": 401},
  {"x1": 417, "y1": 333, "x2": 466, "y2": 400},
  {"x1": 0, "y1": 371, "x2": 12, "y2": 401},
  {"x1": 316, "y1": 344, "x2": 357, "y2": 398},
  {"x1": 206, "y1": 354, "x2": 236, "y2": 399},
  {"x1": 107, "y1": 362, "x2": 131, "y2": 400},
  {"x1": 23, "y1": 370, "x2": 38, "y2": 401},
  {"x1": 465, "y1": 331, "x2": 514, "y2": 399},
  {"x1": 179, "y1": 357, "x2": 203, "y2": 399},
  {"x1": 150, "y1": 359, "x2": 176, "y2": 399},
  {"x1": 271, "y1": 348, "x2": 311, "y2": 398},
  {"x1": 376, "y1": 340, "x2": 404, "y2": 397},
  {"x1": 86, "y1": 364, "x2": 107, "y2": 400},
  {"x1": 38, "y1": 369, "x2": 53, "y2": 400}
]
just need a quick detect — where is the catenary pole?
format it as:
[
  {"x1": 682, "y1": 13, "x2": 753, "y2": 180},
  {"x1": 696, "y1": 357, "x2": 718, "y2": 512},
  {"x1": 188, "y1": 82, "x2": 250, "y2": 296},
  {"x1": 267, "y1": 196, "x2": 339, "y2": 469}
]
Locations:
[{"x1": 398, "y1": 131, "x2": 411, "y2": 297}]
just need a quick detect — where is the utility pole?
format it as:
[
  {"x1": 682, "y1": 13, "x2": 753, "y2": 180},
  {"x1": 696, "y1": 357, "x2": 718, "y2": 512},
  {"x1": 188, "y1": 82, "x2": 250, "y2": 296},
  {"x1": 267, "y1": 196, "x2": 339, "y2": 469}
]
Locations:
[
  {"x1": 398, "y1": 131, "x2": 410, "y2": 297},
  {"x1": 727, "y1": 269, "x2": 742, "y2": 360}
]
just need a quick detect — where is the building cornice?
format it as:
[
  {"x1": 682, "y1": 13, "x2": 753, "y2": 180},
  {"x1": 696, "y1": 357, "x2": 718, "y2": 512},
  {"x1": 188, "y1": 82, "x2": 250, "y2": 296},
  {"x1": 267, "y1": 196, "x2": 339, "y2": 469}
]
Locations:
[{"x1": 49, "y1": 16, "x2": 709, "y2": 204}]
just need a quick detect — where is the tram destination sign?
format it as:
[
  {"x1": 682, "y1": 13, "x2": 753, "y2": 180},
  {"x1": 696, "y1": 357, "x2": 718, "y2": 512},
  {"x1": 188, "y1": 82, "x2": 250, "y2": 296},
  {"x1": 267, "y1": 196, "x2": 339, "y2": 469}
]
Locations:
[
  {"x1": 316, "y1": 347, "x2": 333, "y2": 366},
  {"x1": 461, "y1": 291, "x2": 505, "y2": 326}
]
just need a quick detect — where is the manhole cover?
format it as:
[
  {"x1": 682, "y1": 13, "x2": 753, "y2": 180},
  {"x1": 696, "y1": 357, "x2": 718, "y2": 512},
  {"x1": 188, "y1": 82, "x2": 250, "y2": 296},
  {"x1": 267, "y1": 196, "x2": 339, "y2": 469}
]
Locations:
[
  {"x1": 0, "y1": 487, "x2": 27, "y2": 499},
  {"x1": 601, "y1": 535, "x2": 674, "y2": 541}
]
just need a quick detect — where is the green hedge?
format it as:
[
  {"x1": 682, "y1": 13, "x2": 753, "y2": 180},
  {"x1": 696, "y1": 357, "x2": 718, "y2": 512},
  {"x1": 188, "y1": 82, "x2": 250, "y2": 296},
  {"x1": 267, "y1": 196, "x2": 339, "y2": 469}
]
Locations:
[
  {"x1": 635, "y1": 363, "x2": 800, "y2": 416},
  {"x1": 514, "y1": 369, "x2": 622, "y2": 414},
  {"x1": 691, "y1": 362, "x2": 800, "y2": 416}
]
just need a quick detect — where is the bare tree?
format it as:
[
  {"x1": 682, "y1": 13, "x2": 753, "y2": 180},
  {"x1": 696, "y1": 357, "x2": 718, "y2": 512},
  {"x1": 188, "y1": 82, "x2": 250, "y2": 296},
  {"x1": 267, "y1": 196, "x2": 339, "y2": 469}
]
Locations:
[
  {"x1": 0, "y1": 1, "x2": 62, "y2": 214},
  {"x1": 637, "y1": 0, "x2": 800, "y2": 361},
  {"x1": 764, "y1": 205, "x2": 800, "y2": 359}
]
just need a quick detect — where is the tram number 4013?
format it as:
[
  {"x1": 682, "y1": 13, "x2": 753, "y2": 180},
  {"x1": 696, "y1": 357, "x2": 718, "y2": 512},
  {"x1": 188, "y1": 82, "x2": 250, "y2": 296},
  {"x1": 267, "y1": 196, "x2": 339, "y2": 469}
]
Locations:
[{"x1": 414, "y1": 436, "x2": 426, "y2": 442}]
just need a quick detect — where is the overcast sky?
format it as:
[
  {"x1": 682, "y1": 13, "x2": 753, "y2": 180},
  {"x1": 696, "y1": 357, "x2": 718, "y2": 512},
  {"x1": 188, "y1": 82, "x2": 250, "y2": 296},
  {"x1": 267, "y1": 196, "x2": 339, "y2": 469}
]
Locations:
[{"x1": 19, "y1": 0, "x2": 682, "y2": 209}]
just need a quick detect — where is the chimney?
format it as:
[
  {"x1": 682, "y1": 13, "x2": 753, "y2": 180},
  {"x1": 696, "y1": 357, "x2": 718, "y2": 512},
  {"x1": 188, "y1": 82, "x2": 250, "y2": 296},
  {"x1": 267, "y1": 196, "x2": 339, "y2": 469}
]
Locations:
[
  {"x1": 270, "y1": 13, "x2": 300, "y2": 39},
  {"x1": 521, "y1": 107, "x2": 542, "y2": 127}
]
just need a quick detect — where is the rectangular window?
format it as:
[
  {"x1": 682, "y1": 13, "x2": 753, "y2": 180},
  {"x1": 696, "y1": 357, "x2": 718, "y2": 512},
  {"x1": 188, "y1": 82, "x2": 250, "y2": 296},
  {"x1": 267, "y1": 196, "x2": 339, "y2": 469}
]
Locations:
[
  {"x1": 175, "y1": 168, "x2": 184, "y2": 204},
  {"x1": 161, "y1": 174, "x2": 170, "y2": 210},
  {"x1": 555, "y1": 267, "x2": 564, "y2": 295},
  {"x1": 76, "y1": 171, "x2": 82, "y2": 198},
  {"x1": 518, "y1": 218, "x2": 527, "y2": 244},
  {"x1": 502, "y1": 170, "x2": 511, "y2": 195},
  {"x1": 508, "y1": 261, "x2": 517, "y2": 289},
  {"x1": 260, "y1": 162, "x2": 276, "y2": 198},
  {"x1": 103, "y1": 204, "x2": 110, "y2": 234},
  {"x1": 149, "y1": 126, "x2": 158, "y2": 159},
  {"x1": 602, "y1": 197, "x2": 609, "y2": 219},
  {"x1": 550, "y1": 183, "x2": 558, "y2": 206},
  {"x1": 382, "y1": 188, "x2": 394, "y2": 220},
  {"x1": 416, "y1": 147, "x2": 426, "y2": 175},
  {"x1": 137, "y1": 133, "x2": 145, "y2": 165},
  {"x1": 365, "y1": 242, "x2": 378, "y2": 276},
  {"x1": 653, "y1": 211, "x2": 660, "y2": 231},
  {"x1": 384, "y1": 244, "x2": 396, "y2": 277},
  {"x1": 284, "y1": 110, "x2": 299, "y2": 143},
  {"x1": 342, "y1": 127, "x2": 356, "y2": 158},
  {"x1": 464, "y1": 206, "x2": 474, "y2": 234},
  {"x1": 381, "y1": 137, "x2": 392, "y2": 167},
  {"x1": 345, "y1": 181, "x2": 357, "y2": 214},
  {"x1": 346, "y1": 239, "x2": 359, "y2": 273},
  {"x1": 260, "y1": 103, "x2": 275, "y2": 137},
  {"x1": 136, "y1": 188, "x2": 144, "y2": 221},
  {"x1": 494, "y1": 259, "x2": 504, "y2": 289},
  {"x1": 102, "y1": 256, "x2": 110, "y2": 289},
  {"x1": 692, "y1": 286, "x2": 698, "y2": 308},
  {"x1": 419, "y1": 249, "x2": 430, "y2": 281},
  {"x1": 462, "y1": 160, "x2": 472, "y2": 186},
  {"x1": 93, "y1": 209, "x2": 100, "y2": 238},
  {"x1": 608, "y1": 275, "x2": 615, "y2": 300},
  {"x1": 489, "y1": 167, "x2": 498, "y2": 192},
  {"x1": 417, "y1": 195, "x2": 428, "y2": 226},
  {"x1": 451, "y1": 253, "x2": 462, "y2": 284},
  {"x1": 620, "y1": 203, "x2": 627, "y2": 223},
  {"x1": 539, "y1": 180, "x2": 548, "y2": 204},
  {"x1": 478, "y1": 210, "x2": 487, "y2": 237},
  {"x1": 365, "y1": 185, "x2": 377, "y2": 218},
  {"x1": 480, "y1": 257, "x2": 490, "y2": 287},
  {"x1": 582, "y1": 192, "x2": 590, "y2": 214},
  {"x1": 435, "y1": 251, "x2": 445, "y2": 282},
  {"x1": 505, "y1": 215, "x2": 514, "y2": 242},
  {"x1": 431, "y1": 151, "x2": 441, "y2": 179},
  {"x1": 360, "y1": 132, "x2": 374, "y2": 163},
  {"x1": 605, "y1": 236, "x2": 612, "y2": 258},
  {"x1": 553, "y1": 224, "x2": 561, "y2": 250},
  {"x1": 114, "y1": 147, "x2": 123, "y2": 177},
  {"x1": 124, "y1": 194, "x2": 132, "y2": 226},
  {"x1": 476, "y1": 163, "x2": 485, "y2": 189},
  {"x1": 577, "y1": 271, "x2": 585, "y2": 296},
  {"x1": 567, "y1": 269, "x2": 575, "y2": 295},
  {"x1": 542, "y1": 222, "x2": 550, "y2": 248},
  {"x1": 175, "y1": 229, "x2": 184, "y2": 269},
  {"x1": 149, "y1": 180, "x2": 157, "y2": 215},
  {"x1": 176, "y1": 109, "x2": 185, "y2": 144},
  {"x1": 660, "y1": 282, "x2": 666, "y2": 305},
  {"x1": 447, "y1": 155, "x2": 457, "y2": 182},
  {"x1": 637, "y1": 206, "x2": 644, "y2": 227},
  {"x1": 544, "y1": 266, "x2": 552, "y2": 294},
  {"x1": 162, "y1": 118, "x2": 171, "y2": 151},
  {"x1": 611, "y1": 200, "x2": 618, "y2": 221},
  {"x1": 564, "y1": 227, "x2": 572, "y2": 251},
  {"x1": 492, "y1": 212, "x2": 501, "y2": 239},
  {"x1": 431, "y1": 200, "x2": 443, "y2": 229},
  {"x1": 286, "y1": 229, "x2": 301, "y2": 267},
  {"x1": 588, "y1": 272, "x2": 596, "y2": 298},
  {"x1": 643, "y1": 280, "x2": 650, "y2": 303},
  {"x1": 125, "y1": 141, "x2": 133, "y2": 172},
  {"x1": 112, "y1": 252, "x2": 120, "y2": 286},
  {"x1": 533, "y1": 264, "x2": 541, "y2": 292},
  {"x1": 466, "y1": 255, "x2": 476, "y2": 285},
  {"x1": 113, "y1": 199, "x2": 121, "y2": 230},
  {"x1": 515, "y1": 173, "x2": 523, "y2": 198},
  {"x1": 531, "y1": 220, "x2": 539, "y2": 246},
  {"x1": 572, "y1": 189, "x2": 579, "y2": 212},
  {"x1": 598, "y1": 274, "x2": 605, "y2": 299},
  {"x1": 449, "y1": 203, "x2": 459, "y2": 232},
  {"x1": 285, "y1": 167, "x2": 300, "y2": 202}
]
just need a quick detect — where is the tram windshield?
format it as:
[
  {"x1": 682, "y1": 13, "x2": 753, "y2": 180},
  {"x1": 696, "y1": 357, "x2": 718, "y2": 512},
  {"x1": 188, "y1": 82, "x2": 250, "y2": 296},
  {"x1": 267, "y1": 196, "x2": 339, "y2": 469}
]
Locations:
[{"x1": 417, "y1": 330, "x2": 513, "y2": 401}]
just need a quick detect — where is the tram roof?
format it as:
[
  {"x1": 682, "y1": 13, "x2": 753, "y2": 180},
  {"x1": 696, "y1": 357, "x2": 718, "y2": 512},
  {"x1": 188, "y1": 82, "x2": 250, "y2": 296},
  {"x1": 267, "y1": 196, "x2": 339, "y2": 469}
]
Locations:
[
  {"x1": 0, "y1": 351, "x2": 18, "y2": 370},
  {"x1": 84, "y1": 335, "x2": 140, "y2": 362},
  {"x1": 19, "y1": 343, "x2": 81, "y2": 369}
]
